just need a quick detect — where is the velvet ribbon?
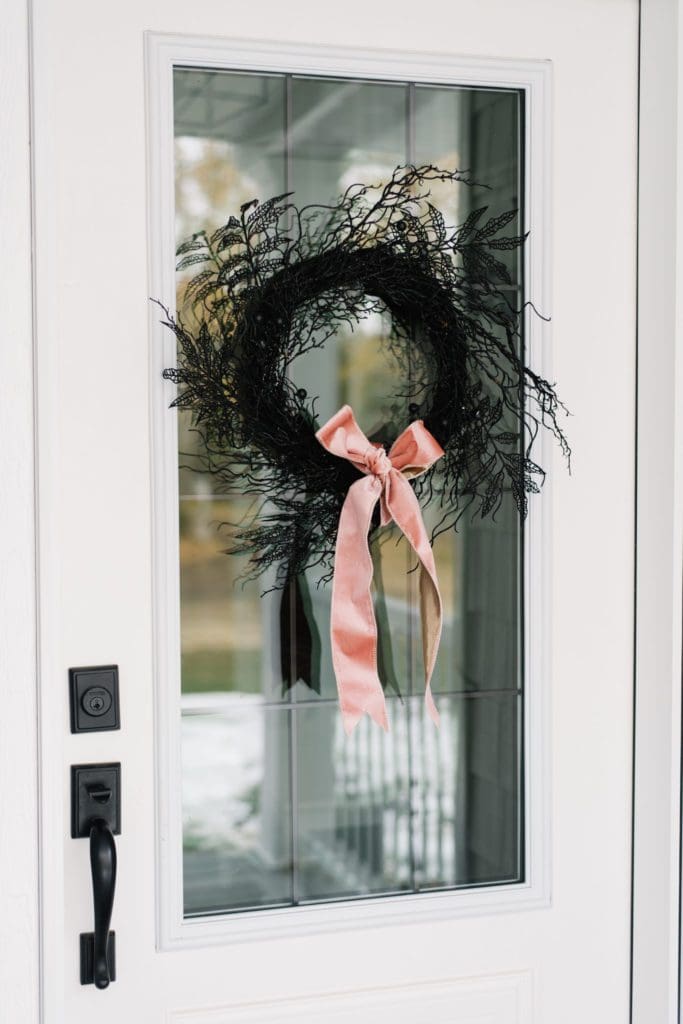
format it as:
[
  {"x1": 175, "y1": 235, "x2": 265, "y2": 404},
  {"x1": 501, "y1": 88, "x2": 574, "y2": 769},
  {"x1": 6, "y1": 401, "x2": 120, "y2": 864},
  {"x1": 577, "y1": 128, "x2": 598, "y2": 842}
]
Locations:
[{"x1": 316, "y1": 405, "x2": 444, "y2": 734}]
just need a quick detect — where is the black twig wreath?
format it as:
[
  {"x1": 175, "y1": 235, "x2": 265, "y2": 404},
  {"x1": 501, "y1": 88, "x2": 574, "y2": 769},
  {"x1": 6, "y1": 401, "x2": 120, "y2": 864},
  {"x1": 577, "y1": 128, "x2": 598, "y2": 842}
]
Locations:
[{"x1": 160, "y1": 165, "x2": 569, "y2": 588}]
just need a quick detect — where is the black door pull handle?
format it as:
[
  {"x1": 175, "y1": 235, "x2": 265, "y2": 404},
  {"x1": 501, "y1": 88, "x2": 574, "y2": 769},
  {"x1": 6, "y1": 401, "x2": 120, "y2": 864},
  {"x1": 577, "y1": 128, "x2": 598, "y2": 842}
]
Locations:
[
  {"x1": 71, "y1": 762, "x2": 120, "y2": 987},
  {"x1": 89, "y1": 818, "x2": 117, "y2": 989}
]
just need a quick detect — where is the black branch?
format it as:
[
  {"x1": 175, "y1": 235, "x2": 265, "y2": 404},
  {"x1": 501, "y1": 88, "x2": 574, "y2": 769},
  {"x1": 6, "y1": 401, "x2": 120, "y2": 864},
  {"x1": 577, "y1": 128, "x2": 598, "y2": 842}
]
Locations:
[{"x1": 160, "y1": 164, "x2": 569, "y2": 587}]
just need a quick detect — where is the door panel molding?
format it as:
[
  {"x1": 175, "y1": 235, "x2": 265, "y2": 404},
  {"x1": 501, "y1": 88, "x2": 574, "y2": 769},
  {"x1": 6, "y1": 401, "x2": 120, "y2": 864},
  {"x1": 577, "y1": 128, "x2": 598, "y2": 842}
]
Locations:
[
  {"x1": 168, "y1": 971, "x2": 533, "y2": 1024},
  {"x1": 146, "y1": 32, "x2": 554, "y2": 951}
]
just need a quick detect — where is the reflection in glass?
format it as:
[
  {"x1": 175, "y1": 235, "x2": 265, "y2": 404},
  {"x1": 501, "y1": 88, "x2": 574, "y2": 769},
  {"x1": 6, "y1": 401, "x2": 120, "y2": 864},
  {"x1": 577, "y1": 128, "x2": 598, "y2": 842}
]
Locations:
[
  {"x1": 290, "y1": 76, "x2": 406, "y2": 206},
  {"x1": 295, "y1": 699, "x2": 413, "y2": 902},
  {"x1": 179, "y1": 498, "x2": 286, "y2": 700},
  {"x1": 174, "y1": 69, "x2": 524, "y2": 916},
  {"x1": 183, "y1": 702, "x2": 292, "y2": 914},
  {"x1": 411, "y1": 694, "x2": 520, "y2": 890}
]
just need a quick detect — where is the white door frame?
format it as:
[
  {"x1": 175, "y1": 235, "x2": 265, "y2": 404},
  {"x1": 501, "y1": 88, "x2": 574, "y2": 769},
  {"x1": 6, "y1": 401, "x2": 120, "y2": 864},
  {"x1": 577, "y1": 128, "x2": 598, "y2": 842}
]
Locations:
[
  {"x1": 0, "y1": 0, "x2": 40, "y2": 1022},
  {"x1": 1, "y1": 1, "x2": 680, "y2": 1021},
  {"x1": 632, "y1": 2, "x2": 683, "y2": 1020}
]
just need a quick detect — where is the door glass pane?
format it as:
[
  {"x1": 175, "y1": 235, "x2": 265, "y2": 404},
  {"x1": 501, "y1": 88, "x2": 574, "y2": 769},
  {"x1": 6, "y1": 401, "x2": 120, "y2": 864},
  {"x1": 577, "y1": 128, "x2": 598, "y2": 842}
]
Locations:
[
  {"x1": 183, "y1": 703, "x2": 293, "y2": 913},
  {"x1": 173, "y1": 69, "x2": 524, "y2": 916}
]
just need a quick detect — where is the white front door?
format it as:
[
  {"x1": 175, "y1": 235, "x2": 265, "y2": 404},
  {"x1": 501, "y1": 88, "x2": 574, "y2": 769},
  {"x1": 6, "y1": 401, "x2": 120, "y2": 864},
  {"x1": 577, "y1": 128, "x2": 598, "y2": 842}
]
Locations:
[{"x1": 33, "y1": 2, "x2": 639, "y2": 1022}]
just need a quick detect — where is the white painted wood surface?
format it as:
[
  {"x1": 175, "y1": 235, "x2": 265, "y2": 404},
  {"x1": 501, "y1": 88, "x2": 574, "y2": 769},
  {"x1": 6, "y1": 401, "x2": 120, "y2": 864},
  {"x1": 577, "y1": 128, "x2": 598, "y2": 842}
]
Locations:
[
  {"x1": 169, "y1": 972, "x2": 533, "y2": 1024},
  {"x1": 632, "y1": 2, "x2": 683, "y2": 1021},
  {"x1": 26, "y1": 1, "x2": 641, "y2": 1021},
  {"x1": 0, "y1": 1, "x2": 40, "y2": 1022}
]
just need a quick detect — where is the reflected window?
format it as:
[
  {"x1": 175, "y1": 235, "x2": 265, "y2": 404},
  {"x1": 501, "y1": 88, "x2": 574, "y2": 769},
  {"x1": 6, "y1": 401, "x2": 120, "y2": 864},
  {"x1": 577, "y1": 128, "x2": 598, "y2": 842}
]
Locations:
[{"x1": 173, "y1": 69, "x2": 524, "y2": 915}]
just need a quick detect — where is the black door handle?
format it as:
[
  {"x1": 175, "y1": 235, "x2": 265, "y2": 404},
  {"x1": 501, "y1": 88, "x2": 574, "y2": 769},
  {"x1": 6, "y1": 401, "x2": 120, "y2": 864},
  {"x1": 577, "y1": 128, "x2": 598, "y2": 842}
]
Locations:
[
  {"x1": 71, "y1": 763, "x2": 120, "y2": 987},
  {"x1": 89, "y1": 818, "x2": 117, "y2": 989}
]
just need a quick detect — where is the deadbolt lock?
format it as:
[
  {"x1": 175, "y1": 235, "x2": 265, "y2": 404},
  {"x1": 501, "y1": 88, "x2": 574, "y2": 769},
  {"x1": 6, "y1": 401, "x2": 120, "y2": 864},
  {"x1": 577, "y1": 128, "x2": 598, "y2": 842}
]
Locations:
[{"x1": 69, "y1": 666, "x2": 120, "y2": 733}]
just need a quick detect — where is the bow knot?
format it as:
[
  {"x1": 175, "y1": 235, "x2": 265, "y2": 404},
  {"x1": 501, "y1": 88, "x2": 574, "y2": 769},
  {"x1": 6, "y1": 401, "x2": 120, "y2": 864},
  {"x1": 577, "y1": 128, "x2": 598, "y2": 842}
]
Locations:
[
  {"x1": 363, "y1": 445, "x2": 392, "y2": 480},
  {"x1": 316, "y1": 405, "x2": 444, "y2": 734}
]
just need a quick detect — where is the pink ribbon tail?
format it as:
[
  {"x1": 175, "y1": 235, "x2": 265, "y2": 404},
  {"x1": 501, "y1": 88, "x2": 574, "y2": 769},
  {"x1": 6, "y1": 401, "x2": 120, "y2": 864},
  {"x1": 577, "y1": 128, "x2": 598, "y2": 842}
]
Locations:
[
  {"x1": 316, "y1": 405, "x2": 444, "y2": 734},
  {"x1": 330, "y1": 474, "x2": 389, "y2": 734}
]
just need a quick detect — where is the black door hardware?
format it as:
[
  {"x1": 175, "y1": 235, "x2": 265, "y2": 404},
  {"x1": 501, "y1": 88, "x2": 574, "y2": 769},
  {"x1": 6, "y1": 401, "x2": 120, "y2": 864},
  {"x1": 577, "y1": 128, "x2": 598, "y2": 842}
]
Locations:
[
  {"x1": 69, "y1": 665, "x2": 120, "y2": 733},
  {"x1": 71, "y1": 763, "x2": 120, "y2": 988}
]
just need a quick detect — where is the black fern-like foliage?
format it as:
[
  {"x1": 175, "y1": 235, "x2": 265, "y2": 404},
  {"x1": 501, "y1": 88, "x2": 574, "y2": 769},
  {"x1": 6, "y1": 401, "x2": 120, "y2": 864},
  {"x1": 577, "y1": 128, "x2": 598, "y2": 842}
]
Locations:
[{"x1": 161, "y1": 165, "x2": 568, "y2": 586}]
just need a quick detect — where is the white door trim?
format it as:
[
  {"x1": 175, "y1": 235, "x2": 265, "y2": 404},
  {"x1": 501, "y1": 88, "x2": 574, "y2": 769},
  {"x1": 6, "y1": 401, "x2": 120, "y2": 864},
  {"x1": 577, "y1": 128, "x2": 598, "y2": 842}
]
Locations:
[
  {"x1": 147, "y1": 31, "x2": 554, "y2": 950},
  {"x1": 0, "y1": 1, "x2": 40, "y2": 1022},
  {"x1": 632, "y1": 2, "x2": 683, "y2": 1021}
]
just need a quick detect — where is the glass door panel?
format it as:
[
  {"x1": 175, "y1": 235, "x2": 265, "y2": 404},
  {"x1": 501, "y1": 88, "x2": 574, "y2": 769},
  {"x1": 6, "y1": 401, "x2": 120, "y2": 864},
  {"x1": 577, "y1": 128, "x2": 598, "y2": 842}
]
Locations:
[{"x1": 172, "y1": 68, "x2": 524, "y2": 916}]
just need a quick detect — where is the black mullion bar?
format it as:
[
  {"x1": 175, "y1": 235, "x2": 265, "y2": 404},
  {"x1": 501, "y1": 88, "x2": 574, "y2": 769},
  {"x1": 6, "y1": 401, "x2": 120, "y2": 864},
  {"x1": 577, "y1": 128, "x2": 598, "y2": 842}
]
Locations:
[
  {"x1": 283, "y1": 72, "x2": 300, "y2": 908},
  {"x1": 181, "y1": 687, "x2": 524, "y2": 717},
  {"x1": 517, "y1": 87, "x2": 527, "y2": 885},
  {"x1": 403, "y1": 80, "x2": 420, "y2": 892}
]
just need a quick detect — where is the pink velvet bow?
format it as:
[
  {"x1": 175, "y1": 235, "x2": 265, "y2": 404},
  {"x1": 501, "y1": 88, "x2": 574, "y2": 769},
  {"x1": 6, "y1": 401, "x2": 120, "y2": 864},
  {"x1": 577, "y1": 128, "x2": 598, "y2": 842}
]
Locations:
[{"x1": 316, "y1": 405, "x2": 444, "y2": 734}]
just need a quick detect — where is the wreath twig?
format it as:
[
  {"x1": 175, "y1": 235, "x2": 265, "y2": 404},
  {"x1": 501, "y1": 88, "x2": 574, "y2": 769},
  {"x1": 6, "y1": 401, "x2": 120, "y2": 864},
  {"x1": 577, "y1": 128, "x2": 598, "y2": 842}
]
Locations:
[{"x1": 160, "y1": 164, "x2": 569, "y2": 589}]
